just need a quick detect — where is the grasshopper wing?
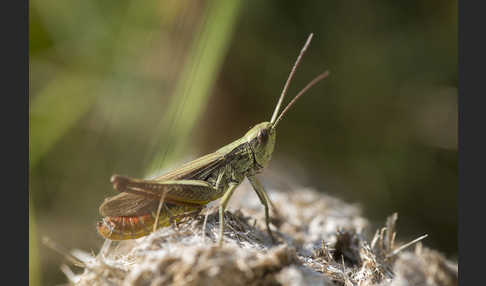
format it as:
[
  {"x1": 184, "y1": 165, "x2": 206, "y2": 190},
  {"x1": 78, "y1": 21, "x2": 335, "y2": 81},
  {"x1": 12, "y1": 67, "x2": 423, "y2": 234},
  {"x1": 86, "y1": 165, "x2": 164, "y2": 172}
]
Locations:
[
  {"x1": 152, "y1": 151, "x2": 226, "y2": 181},
  {"x1": 100, "y1": 151, "x2": 226, "y2": 217},
  {"x1": 99, "y1": 192, "x2": 160, "y2": 217},
  {"x1": 100, "y1": 177, "x2": 218, "y2": 217}
]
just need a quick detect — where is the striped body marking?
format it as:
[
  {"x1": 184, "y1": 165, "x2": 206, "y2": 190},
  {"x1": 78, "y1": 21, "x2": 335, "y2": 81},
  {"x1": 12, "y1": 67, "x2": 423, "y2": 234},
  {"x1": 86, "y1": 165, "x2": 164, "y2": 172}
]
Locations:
[{"x1": 97, "y1": 204, "x2": 201, "y2": 240}]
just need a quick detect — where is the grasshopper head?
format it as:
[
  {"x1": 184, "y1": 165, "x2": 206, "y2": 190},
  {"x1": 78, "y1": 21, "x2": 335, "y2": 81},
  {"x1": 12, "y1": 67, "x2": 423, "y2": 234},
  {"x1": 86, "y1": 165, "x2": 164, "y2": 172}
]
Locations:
[{"x1": 245, "y1": 122, "x2": 276, "y2": 169}]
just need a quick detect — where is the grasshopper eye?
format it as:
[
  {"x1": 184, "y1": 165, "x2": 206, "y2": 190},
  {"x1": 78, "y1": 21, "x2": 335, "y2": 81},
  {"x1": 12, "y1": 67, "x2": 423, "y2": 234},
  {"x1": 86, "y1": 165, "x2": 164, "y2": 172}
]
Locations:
[{"x1": 257, "y1": 129, "x2": 268, "y2": 144}]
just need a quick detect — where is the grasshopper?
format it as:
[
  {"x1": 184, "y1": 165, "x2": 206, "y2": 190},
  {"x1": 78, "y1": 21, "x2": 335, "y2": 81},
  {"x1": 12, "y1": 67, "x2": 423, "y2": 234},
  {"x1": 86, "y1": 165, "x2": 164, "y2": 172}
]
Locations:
[{"x1": 97, "y1": 33, "x2": 329, "y2": 245}]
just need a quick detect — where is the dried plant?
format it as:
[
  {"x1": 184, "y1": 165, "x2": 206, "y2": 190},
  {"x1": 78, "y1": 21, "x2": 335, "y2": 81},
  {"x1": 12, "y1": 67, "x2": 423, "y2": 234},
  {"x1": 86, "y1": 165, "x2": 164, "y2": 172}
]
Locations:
[{"x1": 46, "y1": 180, "x2": 457, "y2": 286}]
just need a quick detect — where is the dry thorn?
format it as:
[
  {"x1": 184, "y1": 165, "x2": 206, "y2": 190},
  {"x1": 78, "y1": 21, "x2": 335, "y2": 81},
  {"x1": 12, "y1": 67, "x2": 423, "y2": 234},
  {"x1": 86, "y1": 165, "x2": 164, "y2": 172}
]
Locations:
[
  {"x1": 387, "y1": 234, "x2": 429, "y2": 258},
  {"x1": 42, "y1": 236, "x2": 86, "y2": 268},
  {"x1": 371, "y1": 229, "x2": 380, "y2": 249},
  {"x1": 60, "y1": 264, "x2": 78, "y2": 284}
]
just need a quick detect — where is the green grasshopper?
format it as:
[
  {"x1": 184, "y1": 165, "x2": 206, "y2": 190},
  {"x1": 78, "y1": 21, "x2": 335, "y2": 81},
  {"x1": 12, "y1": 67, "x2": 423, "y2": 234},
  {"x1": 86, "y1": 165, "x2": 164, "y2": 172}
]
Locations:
[{"x1": 97, "y1": 33, "x2": 329, "y2": 245}]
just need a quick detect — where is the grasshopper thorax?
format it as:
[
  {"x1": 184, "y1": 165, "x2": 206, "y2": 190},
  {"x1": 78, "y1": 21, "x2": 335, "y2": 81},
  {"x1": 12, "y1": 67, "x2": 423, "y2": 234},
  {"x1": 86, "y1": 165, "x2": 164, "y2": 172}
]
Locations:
[{"x1": 245, "y1": 122, "x2": 276, "y2": 169}]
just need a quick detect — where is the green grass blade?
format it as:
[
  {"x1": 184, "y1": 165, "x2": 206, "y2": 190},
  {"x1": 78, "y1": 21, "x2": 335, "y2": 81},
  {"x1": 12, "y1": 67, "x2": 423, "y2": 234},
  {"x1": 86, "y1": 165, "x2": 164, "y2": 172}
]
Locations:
[{"x1": 146, "y1": 0, "x2": 242, "y2": 175}]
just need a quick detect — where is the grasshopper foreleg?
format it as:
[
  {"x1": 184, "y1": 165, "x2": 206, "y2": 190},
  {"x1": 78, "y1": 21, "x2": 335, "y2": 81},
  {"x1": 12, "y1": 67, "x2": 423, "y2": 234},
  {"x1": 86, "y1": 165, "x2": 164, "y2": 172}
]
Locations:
[
  {"x1": 218, "y1": 183, "x2": 239, "y2": 246},
  {"x1": 248, "y1": 175, "x2": 276, "y2": 243}
]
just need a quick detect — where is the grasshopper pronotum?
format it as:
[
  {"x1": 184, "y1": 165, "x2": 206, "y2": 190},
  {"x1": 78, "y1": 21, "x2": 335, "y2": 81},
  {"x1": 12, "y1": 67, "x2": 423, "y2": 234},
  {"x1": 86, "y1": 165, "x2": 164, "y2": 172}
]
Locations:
[{"x1": 97, "y1": 33, "x2": 329, "y2": 245}]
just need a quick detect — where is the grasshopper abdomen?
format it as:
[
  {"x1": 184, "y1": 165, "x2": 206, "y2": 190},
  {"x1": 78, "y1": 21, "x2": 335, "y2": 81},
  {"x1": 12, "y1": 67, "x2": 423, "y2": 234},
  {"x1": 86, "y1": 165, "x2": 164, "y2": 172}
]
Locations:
[
  {"x1": 97, "y1": 204, "x2": 201, "y2": 240},
  {"x1": 97, "y1": 214, "x2": 155, "y2": 240}
]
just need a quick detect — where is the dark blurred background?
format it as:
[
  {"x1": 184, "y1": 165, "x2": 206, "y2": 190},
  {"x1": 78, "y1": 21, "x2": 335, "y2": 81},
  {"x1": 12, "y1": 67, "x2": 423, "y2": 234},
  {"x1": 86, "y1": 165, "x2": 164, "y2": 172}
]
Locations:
[{"x1": 30, "y1": 0, "x2": 457, "y2": 285}]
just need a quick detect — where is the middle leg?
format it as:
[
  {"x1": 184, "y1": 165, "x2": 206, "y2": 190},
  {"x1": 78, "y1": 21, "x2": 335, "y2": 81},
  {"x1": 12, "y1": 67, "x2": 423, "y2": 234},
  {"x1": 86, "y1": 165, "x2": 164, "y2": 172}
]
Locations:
[{"x1": 218, "y1": 183, "x2": 239, "y2": 246}]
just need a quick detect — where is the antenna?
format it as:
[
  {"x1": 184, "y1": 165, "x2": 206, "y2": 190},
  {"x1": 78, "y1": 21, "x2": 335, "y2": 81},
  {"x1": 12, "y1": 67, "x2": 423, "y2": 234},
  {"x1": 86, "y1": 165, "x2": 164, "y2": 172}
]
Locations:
[
  {"x1": 272, "y1": 70, "x2": 329, "y2": 129},
  {"x1": 270, "y1": 33, "x2": 314, "y2": 124}
]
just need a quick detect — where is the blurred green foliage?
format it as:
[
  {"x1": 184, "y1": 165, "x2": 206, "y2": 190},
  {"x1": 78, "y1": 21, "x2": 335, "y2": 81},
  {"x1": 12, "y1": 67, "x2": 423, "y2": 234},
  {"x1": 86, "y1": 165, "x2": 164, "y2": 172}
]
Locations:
[
  {"x1": 29, "y1": 201, "x2": 41, "y2": 286},
  {"x1": 145, "y1": 0, "x2": 242, "y2": 175},
  {"x1": 30, "y1": 0, "x2": 457, "y2": 285}
]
